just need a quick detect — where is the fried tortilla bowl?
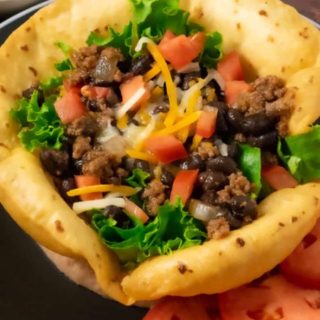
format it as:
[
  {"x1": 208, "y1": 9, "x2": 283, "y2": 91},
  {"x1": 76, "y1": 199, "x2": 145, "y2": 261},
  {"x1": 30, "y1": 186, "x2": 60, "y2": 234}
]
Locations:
[{"x1": 0, "y1": 0, "x2": 320, "y2": 306}]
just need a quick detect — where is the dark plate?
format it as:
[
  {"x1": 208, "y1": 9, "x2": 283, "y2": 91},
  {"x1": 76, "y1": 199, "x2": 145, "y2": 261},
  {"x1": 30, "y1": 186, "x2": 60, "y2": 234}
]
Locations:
[{"x1": 0, "y1": 2, "x2": 146, "y2": 320}]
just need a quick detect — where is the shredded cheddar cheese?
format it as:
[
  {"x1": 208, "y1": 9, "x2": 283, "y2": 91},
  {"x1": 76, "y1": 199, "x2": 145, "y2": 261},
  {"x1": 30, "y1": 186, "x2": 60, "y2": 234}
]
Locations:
[
  {"x1": 146, "y1": 41, "x2": 178, "y2": 127},
  {"x1": 191, "y1": 134, "x2": 203, "y2": 150},
  {"x1": 126, "y1": 149, "x2": 158, "y2": 163},
  {"x1": 144, "y1": 64, "x2": 161, "y2": 81},
  {"x1": 67, "y1": 185, "x2": 137, "y2": 197},
  {"x1": 117, "y1": 114, "x2": 128, "y2": 129}
]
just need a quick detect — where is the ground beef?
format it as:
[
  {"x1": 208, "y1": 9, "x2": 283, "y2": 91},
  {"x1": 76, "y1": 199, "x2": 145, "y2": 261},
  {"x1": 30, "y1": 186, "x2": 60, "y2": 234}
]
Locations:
[
  {"x1": 72, "y1": 136, "x2": 91, "y2": 159},
  {"x1": 92, "y1": 110, "x2": 114, "y2": 129},
  {"x1": 217, "y1": 172, "x2": 252, "y2": 203},
  {"x1": 81, "y1": 148, "x2": 116, "y2": 180},
  {"x1": 142, "y1": 180, "x2": 166, "y2": 216},
  {"x1": 66, "y1": 114, "x2": 99, "y2": 137},
  {"x1": 206, "y1": 217, "x2": 230, "y2": 240},
  {"x1": 40, "y1": 149, "x2": 70, "y2": 177},
  {"x1": 197, "y1": 142, "x2": 219, "y2": 160}
]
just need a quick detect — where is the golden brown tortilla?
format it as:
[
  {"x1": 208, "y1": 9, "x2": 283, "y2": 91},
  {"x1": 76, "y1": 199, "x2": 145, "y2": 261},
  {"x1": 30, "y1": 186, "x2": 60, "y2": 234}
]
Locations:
[{"x1": 0, "y1": 0, "x2": 320, "y2": 304}]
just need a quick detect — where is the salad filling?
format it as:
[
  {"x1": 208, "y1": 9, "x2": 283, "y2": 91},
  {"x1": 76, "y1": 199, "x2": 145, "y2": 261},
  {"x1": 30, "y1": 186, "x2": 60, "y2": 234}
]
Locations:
[{"x1": 9, "y1": 0, "x2": 320, "y2": 267}]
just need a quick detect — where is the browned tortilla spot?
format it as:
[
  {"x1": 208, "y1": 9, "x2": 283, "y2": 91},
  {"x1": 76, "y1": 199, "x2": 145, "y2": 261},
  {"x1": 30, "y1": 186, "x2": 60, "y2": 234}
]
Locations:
[
  {"x1": 309, "y1": 76, "x2": 314, "y2": 84},
  {"x1": 0, "y1": 85, "x2": 6, "y2": 93},
  {"x1": 25, "y1": 26, "x2": 31, "y2": 32},
  {"x1": 267, "y1": 35, "x2": 275, "y2": 43},
  {"x1": 0, "y1": 142, "x2": 9, "y2": 149},
  {"x1": 259, "y1": 10, "x2": 268, "y2": 16},
  {"x1": 299, "y1": 27, "x2": 309, "y2": 39},
  {"x1": 236, "y1": 237, "x2": 246, "y2": 247},
  {"x1": 314, "y1": 197, "x2": 320, "y2": 206},
  {"x1": 236, "y1": 23, "x2": 241, "y2": 30},
  {"x1": 279, "y1": 222, "x2": 285, "y2": 227},
  {"x1": 55, "y1": 220, "x2": 64, "y2": 233},
  {"x1": 291, "y1": 216, "x2": 298, "y2": 223},
  {"x1": 177, "y1": 262, "x2": 187, "y2": 274},
  {"x1": 28, "y1": 66, "x2": 38, "y2": 77},
  {"x1": 20, "y1": 45, "x2": 29, "y2": 52}
]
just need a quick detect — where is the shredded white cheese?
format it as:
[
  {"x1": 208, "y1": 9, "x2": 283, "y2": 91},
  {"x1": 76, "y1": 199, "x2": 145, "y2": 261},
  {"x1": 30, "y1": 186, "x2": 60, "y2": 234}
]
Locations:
[{"x1": 72, "y1": 197, "x2": 126, "y2": 214}]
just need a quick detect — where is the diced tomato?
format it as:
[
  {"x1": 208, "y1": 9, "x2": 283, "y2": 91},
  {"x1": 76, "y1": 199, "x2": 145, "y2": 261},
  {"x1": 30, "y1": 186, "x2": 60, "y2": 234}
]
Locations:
[
  {"x1": 224, "y1": 80, "x2": 251, "y2": 105},
  {"x1": 143, "y1": 295, "x2": 219, "y2": 320},
  {"x1": 74, "y1": 175, "x2": 103, "y2": 201},
  {"x1": 158, "y1": 31, "x2": 205, "y2": 70},
  {"x1": 196, "y1": 110, "x2": 218, "y2": 138},
  {"x1": 54, "y1": 87, "x2": 87, "y2": 124},
  {"x1": 262, "y1": 165, "x2": 298, "y2": 190},
  {"x1": 120, "y1": 75, "x2": 150, "y2": 111},
  {"x1": 81, "y1": 85, "x2": 111, "y2": 100},
  {"x1": 281, "y1": 219, "x2": 320, "y2": 289},
  {"x1": 144, "y1": 135, "x2": 188, "y2": 164},
  {"x1": 217, "y1": 51, "x2": 244, "y2": 82},
  {"x1": 219, "y1": 275, "x2": 320, "y2": 320},
  {"x1": 170, "y1": 170, "x2": 199, "y2": 204},
  {"x1": 124, "y1": 198, "x2": 149, "y2": 224}
]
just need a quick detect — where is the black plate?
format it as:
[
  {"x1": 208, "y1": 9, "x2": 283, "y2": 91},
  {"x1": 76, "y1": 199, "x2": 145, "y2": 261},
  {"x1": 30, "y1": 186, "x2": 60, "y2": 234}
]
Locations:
[{"x1": 0, "y1": 3, "x2": 146, "y2": 320}]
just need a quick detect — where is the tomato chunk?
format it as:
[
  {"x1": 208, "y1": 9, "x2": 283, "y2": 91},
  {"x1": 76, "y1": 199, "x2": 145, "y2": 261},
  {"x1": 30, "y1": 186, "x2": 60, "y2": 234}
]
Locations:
[
  {"x1": 170, "y1": 170, "x2": 199, "y2": 204},
  {"x1": 196, "y1": 110, "x2": 218, "y2": 138},
  {"x1": 54, "y1": 87, "x2": 87, "y2": 124},
  {"x1": 219, "y1": 275, "x2": 320, "y2": 320},
  {"x1": 224, "y1": 80, "x2": 251, "y2": 105},
  {"x1": 81, "y1": 85, "x2": 112, "y2": 100},
  {"x1": 281, "y1": 219, "x2": 320, "y2": 289},
  {"x1": 144, "y1": 135, "x2": 188, "y2": 164},
  {"x1": 159, "y1": 30, "x2": 205, "y2": 70},
  {"x1": 143, "y1": 295, "x2": 218, "y2": 320},
  {"x1": 217, "y1": 51, "x2": 244, "y2": 82},
  {"x1": 74, "y1": 175, "x2": 103, "y2": 201},
  {"x1": 120, "y1": 75, "x2": 150, "y2": 111},
  {"x1": 262, "y1": 165, "x2": 298, "y2": 190},
  {"x1": 124, "y1": 198, "x2": 149, "y2": 224}
]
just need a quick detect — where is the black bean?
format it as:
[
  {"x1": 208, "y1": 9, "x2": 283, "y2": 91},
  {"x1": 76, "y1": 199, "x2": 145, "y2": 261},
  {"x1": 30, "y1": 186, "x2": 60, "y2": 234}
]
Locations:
[
  {"x1": 230, "y1": 196, "x2": 257, "y2": 220},
  {"x1": 206, "y1": 156, "x2": 237, "y2": 175},
  {"x1": 209, "y1": 101, "x2": 229, "y2": 134},
  {"x1": 227, "y1": 109, "x2": 244, "y2": 131},
  {"x1": 103, "y1": 206, "x2": 130, "y2": 228},
  {"x1": 160, "y1": 169, "x2": 174, "y2": 186},
  {"x1": 247, "y1": 131, "x2": 278, "y2": 150},
  {"x1": 227, "y1": 142, "x2": 239, "y2": 158},
  {"x1": 198, "y1": 170, "x2": 228, "y2": 191},
  {"x1": 40, "y1": 149, "x2": 70, "y2": 177},
  {"x1": 200, "y1": 191, "x2": 217, "y2": 206},
  {"x1": 208, "y1": 79, "x2": 224, "y2": 101},
  {"x1": 180, "y1": 154, "x2": 205, "y2": 171},
  {"x1": 215, "y1": 206, "x2": 243, "y2": 229},
  {"x1": 107, "y1": 177, "x2": 121, "y2": 185},
  {"x1": 53, "y1": 177, "x2": 77, "y2": 204},
  {"x1": 241, "y1": 113, "x2": 275, "y2": 135},
  {"x1": 124, "y1": 157, "x2": 136, "y2": 172},
  {"x1": 131, "y1": 55, "x2": 152, "y2": 75},
  {"x1": 153, "y1": 103, "x2": 169, "y2": 114},
  {"x1": 135, "y1": 159, "x2": 151, "y2": 173},
  {"x1": 73, "y1": 159, "x2": 84, "y2": 174},
  {"x1": 312, "y1": 117, "x2": 320, "y2": 126},
  {"x1": 180, "y1": 71, "x2": 201, "y2": 90}
]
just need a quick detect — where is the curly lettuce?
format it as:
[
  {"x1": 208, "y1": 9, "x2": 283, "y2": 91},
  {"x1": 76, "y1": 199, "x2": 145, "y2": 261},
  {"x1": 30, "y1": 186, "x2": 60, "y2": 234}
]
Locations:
[{"x1": 92, "y1": 199, "x2": 207, "y2": 266}]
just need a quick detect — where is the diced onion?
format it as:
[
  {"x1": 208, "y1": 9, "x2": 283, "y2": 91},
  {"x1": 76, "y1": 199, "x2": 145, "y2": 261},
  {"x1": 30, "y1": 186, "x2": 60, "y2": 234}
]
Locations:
[
  {"x1": 177, "y1": 62, "x2": 200, "y2": 74},
  {"x1": 96, "y1": 120, "x2": 120, "y2": 144},
  {"x1": 189, "y1": 199, "x2": 222, "y2": 222},
  {"x1": 207, "y1": 69, "x2": 225, "y2": 90},
  {"x1": 215, "y1": 138, "x2": 229, "y2": 157},
  {"x1": 73, "y1": 197, "x2": 125, "y2": 214}
]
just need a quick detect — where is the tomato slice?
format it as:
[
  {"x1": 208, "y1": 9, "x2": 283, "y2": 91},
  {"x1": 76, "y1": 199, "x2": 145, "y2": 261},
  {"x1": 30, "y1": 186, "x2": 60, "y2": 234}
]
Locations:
[
  {"x1": 54, "y1": 87, "x2": 87, "y2": 124},
  {"x1": 281, "y1": 219, "x2": 320, "y2": 289},
  {"x1": 144, "y1": 135, "x2": 188, "y2": 164},
  {"x1": 159, "y1": 31, "x2": 205, "y2": 70},
  {"x1": 217, "y1": 51, "x2": 244, "y2": 82},
  {"x1": 120, "y1": 75, "x2": 150, "y2": 111},
  {"x1": 196, "y1": 110, "x2": 218, "y2": 138},
  {"x1": 219, "y1": 275, "x2": 320, "y2": 320},
  {"x1": 224, "y1": 80, "x2": 251, "y2": 105},
  {"x1": 74, "y1": 175, "x2": 103, "y2": 201},
  {"x1": 143, "y1": 295, "x2": 219, "y2": 320},
  {"x1": 170, "y1": 170, "x2": 199, "y2": 204},
  {"x1": 262, "y1": 165, "x2": 298, "y2": 190},
  {"x1": 124, "y1": 198, "x2": 149, "y2": 224}
]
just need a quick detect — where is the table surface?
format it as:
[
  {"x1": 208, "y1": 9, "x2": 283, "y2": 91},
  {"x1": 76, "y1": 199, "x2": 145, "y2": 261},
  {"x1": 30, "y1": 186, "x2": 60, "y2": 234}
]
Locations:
[{"x1": 0, "y1": 0, "x2": 319, "y2": 23}]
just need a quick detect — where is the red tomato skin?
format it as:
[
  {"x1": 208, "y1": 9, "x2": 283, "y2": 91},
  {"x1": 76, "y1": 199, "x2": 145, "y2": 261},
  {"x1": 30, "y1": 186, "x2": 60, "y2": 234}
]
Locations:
[
  {"x1": 170, "y1": 170, "x2": 199, "y2": 204},
  {"x1": 124, "y1": 198, "x2": 149, "y2": 224},
  {"x1": 196, "y1": 110, "x2": 218, "y2": 138},
  {"x1": 81, "y1": 85, "x2": 111, "y2": 100},
  {"x1": 224, "y1": 81, "x2": 251, "y2": 105},
  {"x1": 281, "y1": 219, "x2": 320, "y2": 289},
  {"x1": 74, "y1": 175, "x2": 103, "y2": 201},
  {"x1": 54, "y1": 88, "x2": 87, "y2": 124},
  {"x1": 159, "y1": 31, "x2": 205, "y2": 70},
  {"x1": 262, "y1": 165, "x2": 298, "y2": 190},
  {"x1": 217, "y1": 51, "x2": 244, "y2": 82},
  {"x1": 144, "y1": 135, "x2": 188, "y2": 164}
]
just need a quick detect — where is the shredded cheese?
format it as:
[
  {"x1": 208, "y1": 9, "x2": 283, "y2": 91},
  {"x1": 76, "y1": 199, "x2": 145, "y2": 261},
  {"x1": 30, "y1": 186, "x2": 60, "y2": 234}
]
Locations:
[
  {"x1": 67, "y1": 185, "x2": 137, "y2": 197},
  {"x1": 126, "y1": 149, "x2": 158, "y2": 163},
  {"x1": 73, "y1": 197, "x2": 126, "y2": 214},
  {"x1": 117, "y1": 114, "x2": 128, "y2": 129},
  {"x1": 191, "y1": 134, "x2": 203, "y2": 150},
  {"x1": 144, "y1": 64, "x2": 161, "y2": 81},
  {"x1": 151, "y1": 110, "x2": 202, "y2": 137},
  {"x1": 146, "y1": 41, "x2": 178, "y2": 127}
]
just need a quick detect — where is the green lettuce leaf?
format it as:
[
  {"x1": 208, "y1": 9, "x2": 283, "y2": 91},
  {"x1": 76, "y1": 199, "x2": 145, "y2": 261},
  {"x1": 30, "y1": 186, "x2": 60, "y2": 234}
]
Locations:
[
  {"x1": 238, "y1": 144, "x2": 262, "y2": 197},
  {"x1": 278, "y1": 126, "x2": 320, "y2": 183},
  {"x1": 126, "y1": 168, "x2": 150, "y2": 188},
  {"x1": 200, "y1": 32, "x2": 223, "y2": 68},
  {"x1": 54, "y1": 41, "x2": 74, "y2": 71},
  {"x1": 39, "y1": 76, "x2": 63, "y2": 95},
  {"x1": 10, "y1": 90, "x2": 64, "y2": 151},
  {"x1": 92, "y1": 199, "x2": 207, "y2": 265}
]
